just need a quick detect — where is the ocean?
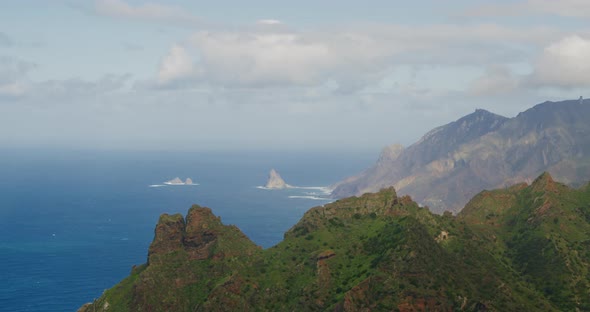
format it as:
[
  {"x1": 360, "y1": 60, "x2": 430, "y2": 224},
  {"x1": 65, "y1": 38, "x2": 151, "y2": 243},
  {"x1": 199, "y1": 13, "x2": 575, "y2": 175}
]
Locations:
[{"x1": 0, "y1": 148, "x2": 374, "y2": 311}]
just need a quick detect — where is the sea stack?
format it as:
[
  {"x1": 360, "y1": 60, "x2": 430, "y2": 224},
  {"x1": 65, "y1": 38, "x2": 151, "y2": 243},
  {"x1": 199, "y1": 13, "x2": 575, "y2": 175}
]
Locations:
[
  {"x1": 185, "y1": 178, "x2": 193, "y2": 185},
  {"x1": 166, "y1": 177, "x2": 184, "y2": 185},
  {"x1": 265, "y1": 169, "x2": 291, "y2": 189}
]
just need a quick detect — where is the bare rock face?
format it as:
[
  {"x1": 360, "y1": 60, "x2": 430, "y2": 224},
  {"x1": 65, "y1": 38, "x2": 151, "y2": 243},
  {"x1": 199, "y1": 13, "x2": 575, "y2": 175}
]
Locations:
[
  {"x1": 147, "y1": 205, "x2": 259, "y2": 266},
  {"x1": 265, "y1": 169, "x2": 291, "y2": 189},
  {"x1": 332, "y1": 99, "x2": 590, "y2": 214},
  {"x1": 165, "y1": 177, "x2": 184, "y2": 184},
  {"x1": 185, "y1": 178, "x2": 193, "y2": 185},
  {"x1": 183, "y1": 206, "x2": 221, "y2": 260},
  {"x1": 148, "y1": 206, "x2": 224, "y2": 264},
  {"x1": 148, "y1": 213, "x2": 185, "y2": 264}
]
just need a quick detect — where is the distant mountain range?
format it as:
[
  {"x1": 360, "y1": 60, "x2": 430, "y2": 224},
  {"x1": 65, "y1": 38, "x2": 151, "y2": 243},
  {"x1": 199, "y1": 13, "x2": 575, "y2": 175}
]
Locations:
[
  {"x1": 78, "y1": 173, "x2": 590, "y2": 311},
  {"x1": 331, "y1": 99, "x2": 590, "y2": 213}
]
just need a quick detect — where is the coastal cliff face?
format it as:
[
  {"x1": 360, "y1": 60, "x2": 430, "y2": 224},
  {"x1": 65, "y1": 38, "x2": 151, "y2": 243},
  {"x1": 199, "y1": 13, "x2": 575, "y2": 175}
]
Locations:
[
  {"x1": 332, "y1": 99, "x2": 590, "y2": 214},
  {"x1": 80, "y1": 173, "x2": 590, "y2": 311},
  {"x1": 264, "y1": 169, "x2": 290, "y2": 189}
]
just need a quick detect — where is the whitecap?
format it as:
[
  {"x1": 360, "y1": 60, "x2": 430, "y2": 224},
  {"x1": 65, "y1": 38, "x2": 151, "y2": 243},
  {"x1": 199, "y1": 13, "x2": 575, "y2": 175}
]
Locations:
[
  {"x1": 289, "y1": 186, "x2": 332, "y2": 194},
  {"x1": 256, "y1": 185, "x2": 332, "y2": 194}
]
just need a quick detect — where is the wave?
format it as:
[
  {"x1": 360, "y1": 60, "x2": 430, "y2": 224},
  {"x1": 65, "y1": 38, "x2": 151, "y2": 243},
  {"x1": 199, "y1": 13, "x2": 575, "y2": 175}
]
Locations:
[
  {"x1": 292, "y1": 186, "x2": 332, "y2": 195},
  {"x1": 148, "y1": 184, "x2": 165, "y2": 188},
  {"x1": 288, "y1": 195, "x2": 333, "y2": 201}
]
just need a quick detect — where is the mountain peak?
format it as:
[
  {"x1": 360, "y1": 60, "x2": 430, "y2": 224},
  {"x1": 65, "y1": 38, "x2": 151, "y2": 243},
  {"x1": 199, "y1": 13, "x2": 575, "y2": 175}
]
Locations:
[
  {"x1": 531, "y1": 172, "x2": 557, "y2": 193},
  {"x1": 332, "y1": 98, "x2": 590, "y2": 213},
  {"x1": 417, "y1": 108, "x2": 507, "y2": 146},
  {"x1": 474, "y1": 108, "x2": 492, "y2": 114},
  {"x1": 461, "y1": 107, "x2": 506, "y2": 123}
]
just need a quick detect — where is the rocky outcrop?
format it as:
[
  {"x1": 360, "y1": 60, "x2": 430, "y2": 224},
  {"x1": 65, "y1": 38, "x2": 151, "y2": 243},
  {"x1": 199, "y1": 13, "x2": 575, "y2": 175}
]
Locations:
[
  {"x1": 148, "y1": 213, "x2": 185, "y2": 263},
  {"x1": 164, "y1": 177, "x2": 194, "y2": 185},
  {"x1": 265, "y1": 169, "x2": 291, "y2": 189},
  {"x1": 332, "y1": 99, "x2": 590, "y2": 213},
  {"x1": 165, "y1": 177, "x2": 184, "y2": 184},
  {"x1": 148, "y1": 205, "x2": 256, "y2": 264}
]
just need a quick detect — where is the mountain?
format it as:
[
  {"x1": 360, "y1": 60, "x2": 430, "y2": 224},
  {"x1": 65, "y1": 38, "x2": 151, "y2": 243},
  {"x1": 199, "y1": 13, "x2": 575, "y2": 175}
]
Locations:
[
  {"x1": 332, "y1": 99, "x2": 590, "y2": 213},
  {"x1": 79, "y1": 173, "x2": 590, "y2": 311},
  {"x1": 264, "y1": 169, "x2": 291, "y2": 189}
]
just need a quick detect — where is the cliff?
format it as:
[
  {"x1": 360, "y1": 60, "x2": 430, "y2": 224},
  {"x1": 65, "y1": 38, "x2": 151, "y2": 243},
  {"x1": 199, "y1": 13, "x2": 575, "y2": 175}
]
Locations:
[
  {"x1": 80, "y1": 173, "x2": 590, "y2": 311},
  {"x1": 332, "y1": 99, "x2": 590, "y2": 213}
]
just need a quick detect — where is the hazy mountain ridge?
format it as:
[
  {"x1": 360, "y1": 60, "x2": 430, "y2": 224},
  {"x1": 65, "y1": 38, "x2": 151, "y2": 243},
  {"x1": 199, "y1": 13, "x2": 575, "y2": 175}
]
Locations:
[
  {"x1": 332, "y1": 99, "x2": 590, "y2": 213},
  {"x1": 80, "y1": 173, "x2": 590, "y2": 311}
]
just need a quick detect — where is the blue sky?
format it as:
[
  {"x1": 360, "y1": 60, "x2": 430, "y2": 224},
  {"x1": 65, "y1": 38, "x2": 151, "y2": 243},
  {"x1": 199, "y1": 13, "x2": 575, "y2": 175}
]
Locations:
[{"x1": 1, "y1": 0, "x2": 589, "y2": 151}]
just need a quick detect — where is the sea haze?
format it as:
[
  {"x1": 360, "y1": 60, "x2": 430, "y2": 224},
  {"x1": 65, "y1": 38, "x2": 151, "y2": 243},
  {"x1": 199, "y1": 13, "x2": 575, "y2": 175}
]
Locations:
[{"x1": 0, "y1": 148, "x2": 374, "y2": 312}]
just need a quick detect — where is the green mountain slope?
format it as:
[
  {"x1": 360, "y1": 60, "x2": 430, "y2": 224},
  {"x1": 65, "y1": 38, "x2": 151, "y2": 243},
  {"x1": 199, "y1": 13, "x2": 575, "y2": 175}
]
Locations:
[
  {"x1": 459, "y1": 173, "x2": 590, "y2": 310},
  {"x1": 80, "y1": 173, "x2": 590, "y2": 312}
]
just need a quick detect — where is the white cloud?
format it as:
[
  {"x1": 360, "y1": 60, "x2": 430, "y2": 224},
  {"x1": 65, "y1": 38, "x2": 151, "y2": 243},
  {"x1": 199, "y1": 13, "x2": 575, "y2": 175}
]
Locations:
[
  {"x1": 188, "y1": 31, "x2": 338, "y2": 86},
  {"x1": 157, "y1": 44, "x2": 194, "y2": 85},
  {"x1": 257, "y1": 19, "x2": 282, "y2": 25},
  {"x1": 530, "y1": 35, "x2": 590, "y2": 88},
  {"x1": 95, "y1": 0, "x2": 200, "y2": 25},
  {"x1": 469, "y1": 66, "x2": 519, "y2": 96},
  {"x1": 149, "y1": 23, "x2": 562, "y2": 89}
]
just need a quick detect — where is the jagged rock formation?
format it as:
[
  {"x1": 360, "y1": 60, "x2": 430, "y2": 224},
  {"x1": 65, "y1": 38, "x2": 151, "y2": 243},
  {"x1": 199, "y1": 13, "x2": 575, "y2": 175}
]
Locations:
[
  {"x1": 332, "y1": 99, "x2": 590, "y2": 213},
  {"x1": 164, "y1": 177, "x2": 194, "y2": 185},
  {"x1": 264, "y1": 169, "x2": 291, "y2": 189},
  {"x1": 80, "y1": 173, "x2": 590, "y2": 311},
  {"x1": 165, "y1": 177, "x2": 184, "y2": 185}
]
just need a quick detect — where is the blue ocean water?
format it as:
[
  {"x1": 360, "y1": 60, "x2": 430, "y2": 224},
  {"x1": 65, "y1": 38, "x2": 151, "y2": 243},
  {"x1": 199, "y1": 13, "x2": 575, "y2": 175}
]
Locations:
[{"x1": 0, "y1": 148, "x2": 374, "y2": 311}]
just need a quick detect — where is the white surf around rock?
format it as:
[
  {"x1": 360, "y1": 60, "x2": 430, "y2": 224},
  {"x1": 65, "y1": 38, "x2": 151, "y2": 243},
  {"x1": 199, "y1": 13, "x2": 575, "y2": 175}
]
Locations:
[
  {"x1": 287, "y1": 195, "x2": 333, "y2": 201},
  {"x1": 151, "y1": 177, "x2": 199, "y2": 187}
]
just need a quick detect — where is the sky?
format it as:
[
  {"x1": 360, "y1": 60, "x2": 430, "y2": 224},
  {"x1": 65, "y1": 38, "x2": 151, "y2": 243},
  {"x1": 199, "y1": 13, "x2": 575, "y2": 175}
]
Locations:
[{"x1": 1, "y1": 0, "x2": 589, "y2": 152}]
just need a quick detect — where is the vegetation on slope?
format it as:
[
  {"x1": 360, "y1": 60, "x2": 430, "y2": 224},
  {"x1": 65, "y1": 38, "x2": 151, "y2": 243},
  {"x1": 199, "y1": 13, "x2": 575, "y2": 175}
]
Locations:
[{"x1": 80, "y1": 173, "x2": 590, "y2": 311}]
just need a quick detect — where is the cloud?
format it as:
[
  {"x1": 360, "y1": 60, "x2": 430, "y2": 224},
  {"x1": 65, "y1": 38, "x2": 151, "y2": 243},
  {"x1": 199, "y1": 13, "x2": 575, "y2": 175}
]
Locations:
[
  {"x1": 29, "y1": 74, "x2": 131, "y2": 100},
  {"x1": 0, "y1": 32, "x2": 13, "y2": 47},
  {"x1": 463, "y1": 0, "x2": 590, "y2": 18},
  {"x1": 95, "y1": 0, "x2": 201, "y2": 25},
  {"x1": 0, "y1": 58, "x2": 129, "y2": 99},
  {"x1": 157, "y1": 44, "x2": 194, "y2": 85},
  {"x1": 188, "y1": 31, "x2": 338, "y2": 87},
  {"x1": 151, "y1": 22, "x2": 562, "y2": 90},
  {"x1": 529, "y1": 35, "x2": 590, "y2": 88},
  {"x1": 256, "y1": 19, "x2": 282, "y2": 25},
  {"x1": 469, "y1": 66, "x2": 519, "y2": 96}
]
